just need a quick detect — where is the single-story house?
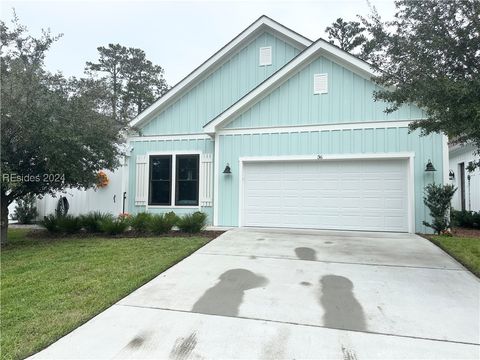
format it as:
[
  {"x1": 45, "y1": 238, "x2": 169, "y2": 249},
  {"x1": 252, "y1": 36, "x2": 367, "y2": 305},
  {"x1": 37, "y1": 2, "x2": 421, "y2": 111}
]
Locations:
[
  {"x1": 125, "y1": 15, "x2": 447, "y2": 234},
  {"x1": 449, "y1": 143, "x2": 480, "y2": 212},
  {"x1": 30, "y1": 16, "x2": 446, "y2": 232}
]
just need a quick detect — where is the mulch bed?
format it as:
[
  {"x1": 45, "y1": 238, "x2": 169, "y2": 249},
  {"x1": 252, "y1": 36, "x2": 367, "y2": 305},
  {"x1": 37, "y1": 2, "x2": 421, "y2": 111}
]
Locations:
[{"x1": 450, "y1": 227, "x2": 480, "y2": 238}]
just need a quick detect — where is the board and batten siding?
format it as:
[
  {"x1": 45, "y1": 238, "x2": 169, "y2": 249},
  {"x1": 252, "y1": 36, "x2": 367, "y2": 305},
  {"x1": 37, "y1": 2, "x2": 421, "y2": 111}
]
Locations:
[
  {"x1": 225, "y1": 55, "x2": 425, "y2": 129},
  {"x1": 217, "y1": 127, "x2": 444, "y2": 233},
  {"x1": 128, "y1": 138, "x2": 215, "y2": 223},
  {"x1": 140, "y1": 32, "x2": 302, "y2": 135}
]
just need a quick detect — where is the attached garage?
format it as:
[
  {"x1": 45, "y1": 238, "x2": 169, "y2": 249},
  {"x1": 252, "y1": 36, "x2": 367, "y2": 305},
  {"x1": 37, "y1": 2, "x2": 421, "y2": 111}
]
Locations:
[{"x1": 240, "y1": 157, "x2": 411, "y2": 232}]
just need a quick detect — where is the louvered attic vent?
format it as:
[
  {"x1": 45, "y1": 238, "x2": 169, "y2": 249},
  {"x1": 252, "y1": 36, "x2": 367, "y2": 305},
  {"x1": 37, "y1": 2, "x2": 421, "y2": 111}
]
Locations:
[
  {"x1": 313, "y1": 73, "x2": 328, "y2": 94},
  {"x1": 259, "y1": 46, "x2": 272, "y2": 66}
]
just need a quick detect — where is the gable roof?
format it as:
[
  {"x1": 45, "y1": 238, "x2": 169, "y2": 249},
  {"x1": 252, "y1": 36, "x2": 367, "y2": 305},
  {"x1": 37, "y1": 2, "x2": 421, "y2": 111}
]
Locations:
[
  {"x1": 203, "y1": 38, "x2": 379, "y2": 134},
  {"x1": 130, "y1": 15, "x2": 313, "y2": 129}
]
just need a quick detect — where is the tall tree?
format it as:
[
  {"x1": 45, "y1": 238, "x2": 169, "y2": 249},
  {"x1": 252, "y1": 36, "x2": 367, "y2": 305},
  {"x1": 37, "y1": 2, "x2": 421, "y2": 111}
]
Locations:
[
  {"x1": 362, "y1": 0, "x2": 480, "y2": 159},
  {"x1": 325, "y1": 18, "x2": 367, "y2": 56},
  {"x1": 1, "y1": 16, "x2": 123, "y2": 245},
  {"x1": 86, "y1": 44, "x2": 168, "y2": 125}
]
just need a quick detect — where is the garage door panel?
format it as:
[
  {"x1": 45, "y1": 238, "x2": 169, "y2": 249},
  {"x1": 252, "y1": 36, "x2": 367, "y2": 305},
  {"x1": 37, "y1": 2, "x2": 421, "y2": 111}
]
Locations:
[{"x1": 242, "y1": 159, "x2": 409, "y2": 232}]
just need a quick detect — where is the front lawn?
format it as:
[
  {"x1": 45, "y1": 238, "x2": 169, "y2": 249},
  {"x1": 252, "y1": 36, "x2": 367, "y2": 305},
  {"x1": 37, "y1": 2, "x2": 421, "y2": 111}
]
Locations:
[
  {"x1": 1, "y1": 229, "x2": 211, "y2": 360},
  {"x1": 430, "y1": 234, "x2": 480, "y2": 277}
]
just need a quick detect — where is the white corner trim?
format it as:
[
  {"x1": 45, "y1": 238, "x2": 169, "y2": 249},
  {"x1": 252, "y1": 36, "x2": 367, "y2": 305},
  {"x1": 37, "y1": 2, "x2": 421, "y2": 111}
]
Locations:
[
  {"x1": 203, "y1": 39, "x2": 379, "y2": 134},
  {"x1": 217, "y1": 120, "x2": 415, "y2": 136},
  {"x1": 237, "y1": 152, "x2": 416, "y2": 233},
  {"x1": 213, "y1": 133, "x2": 220, "y2": 226},
  {"x1": 442, "y1": 134, "x2": 449, "y2": 184},
  {"x1": 129, "y1": 134, "x2": 211, "y2": 142},
  {"x1": 130, "y1": 16, "x2": 312, "y2": 129}
]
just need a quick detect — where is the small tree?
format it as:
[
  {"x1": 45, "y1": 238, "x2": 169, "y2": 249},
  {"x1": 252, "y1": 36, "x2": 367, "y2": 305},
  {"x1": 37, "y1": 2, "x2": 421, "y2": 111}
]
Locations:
[
  {"x1": 13, "y1": 194, "x2": 38, "y2": 224},
  {"x1": 1, "y1": 15, "x2": 124, "y2": 245},
  {"x1": 423, "y1": 184, "x2": 456, "y2": 234}
]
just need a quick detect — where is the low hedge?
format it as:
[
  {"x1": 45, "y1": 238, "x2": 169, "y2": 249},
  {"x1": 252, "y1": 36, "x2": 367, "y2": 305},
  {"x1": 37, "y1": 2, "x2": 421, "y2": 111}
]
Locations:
[
  {"x1": 451, "y1": 210, "x2": 480, "y2": 229},
  {"x1": 41, "y1": 211, "x2": 209, "y2": 235}
]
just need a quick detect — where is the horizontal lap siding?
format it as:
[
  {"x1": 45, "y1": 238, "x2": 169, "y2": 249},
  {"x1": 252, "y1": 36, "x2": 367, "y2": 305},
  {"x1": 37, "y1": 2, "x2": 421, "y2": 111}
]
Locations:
[
  {"x1": 141, "y1": 32, "x2": 302, "y2": 135},
  {"x1": 225, "y1": 56, "x2": 425, "y2": 129},
  {"x1": 217, "y1": 128, "x2": 444, "y2": 233},
  {"x1": 128, "y1": 138, "x2": 215, "y2": 223}
]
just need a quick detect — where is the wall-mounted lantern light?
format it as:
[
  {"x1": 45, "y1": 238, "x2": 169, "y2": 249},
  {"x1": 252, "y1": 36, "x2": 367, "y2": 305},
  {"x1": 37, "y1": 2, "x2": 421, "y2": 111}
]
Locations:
[
  {"x1": 425, "y1": 159, "x2": 436, "y2": 172},
  {"x1": 223, "y1": 163, "x2": 231, "y2": 174},
  {"x1": 449, "y1": 170, "x2": 455, "y2": 180}
]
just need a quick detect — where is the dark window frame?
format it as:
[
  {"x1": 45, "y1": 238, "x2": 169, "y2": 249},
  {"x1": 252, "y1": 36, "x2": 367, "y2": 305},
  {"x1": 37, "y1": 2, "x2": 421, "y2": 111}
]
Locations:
[
  {"x1": 175, "y1": 154, "x2": 200, "y2": 206},
  {"x1": 148, "y1": 155, "x2": 172, "y2": 206}
]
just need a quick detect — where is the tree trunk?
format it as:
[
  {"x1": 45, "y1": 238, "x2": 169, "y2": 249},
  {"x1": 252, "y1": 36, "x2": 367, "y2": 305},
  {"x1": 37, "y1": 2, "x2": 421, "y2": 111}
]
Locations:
[{"x1": 1, "y1": 197, "x2": 9, "y2": 246}]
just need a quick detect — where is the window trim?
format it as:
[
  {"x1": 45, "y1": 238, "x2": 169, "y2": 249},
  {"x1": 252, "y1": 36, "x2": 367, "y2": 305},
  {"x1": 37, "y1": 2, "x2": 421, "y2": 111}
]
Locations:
[{"x1": 146, "y1": 151, "x2": 202, "y2": 210}]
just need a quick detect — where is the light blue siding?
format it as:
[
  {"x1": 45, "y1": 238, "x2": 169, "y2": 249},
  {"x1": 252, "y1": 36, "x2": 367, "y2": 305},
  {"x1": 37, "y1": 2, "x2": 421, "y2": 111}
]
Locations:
[
  {"x1": 140, "y1": 32, "x2": 302, "y2": 135},
  {"x1": 128, "y1": 138, "x2": 214, "y2": 224},
  {"x1": 225, "y1": 56, "x2": 425, "y2": 129},
  {"x1": 217, "y1": 127, "x2": 444, "y2": 233}
]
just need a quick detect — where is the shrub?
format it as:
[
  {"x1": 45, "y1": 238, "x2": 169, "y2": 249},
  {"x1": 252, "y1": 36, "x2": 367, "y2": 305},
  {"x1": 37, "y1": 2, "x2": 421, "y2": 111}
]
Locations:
[
  {"x1": 452, "y1": 210, "x2": 480, "y2": 229},
  {"x1": 57, "y1": 215, "x2": 82, "y2": 234},
  {"x1": 423, "y1": 184, "x2": 456, "y2": 234},
  {"x1": 148, "y1": 212, "x2": 178, "y2": 234},
  {"x1": 41, "y1": 214, "x2": 60, "y2": 233},
  {"x1": 99, "y1": 216, "x2": 129, "y2": 235},
  {"x1": 130, "y1": 212, "x2": 153, "y2": 232},
  {"x1": 80, "y1": 212, "x2": 113, "y2": 233},
  {"x1": 13, "y1": 194, "x2": 38, "y2": 224},
  {"x1": 177, "y1": 211, "x2": 207, "y2": 233}
]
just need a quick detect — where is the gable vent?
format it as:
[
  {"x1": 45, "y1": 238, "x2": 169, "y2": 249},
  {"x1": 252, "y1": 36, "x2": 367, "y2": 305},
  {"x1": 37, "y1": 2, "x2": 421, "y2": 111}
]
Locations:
[
  {"x1": 259, "y1": 46, "x2": 272, "y2": 66},
  {"x1": 313, "y1": 73, "x2": 328, "y2": 94}
]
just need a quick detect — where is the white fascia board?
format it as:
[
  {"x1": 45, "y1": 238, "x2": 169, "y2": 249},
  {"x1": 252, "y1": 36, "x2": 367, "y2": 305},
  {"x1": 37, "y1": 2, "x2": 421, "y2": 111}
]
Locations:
[
  {"x1": 217, "y1": 120, "x2": 415, "y2": 136},
  {"x1": 203, "y1": 39, "x2": 379, "y2": 135},
  {"x1": 130, "y1": 16, "x2": 312, "y2": 129},
  {"x1": 129, "y1": 133, "x2": 211, "y2": 142}
]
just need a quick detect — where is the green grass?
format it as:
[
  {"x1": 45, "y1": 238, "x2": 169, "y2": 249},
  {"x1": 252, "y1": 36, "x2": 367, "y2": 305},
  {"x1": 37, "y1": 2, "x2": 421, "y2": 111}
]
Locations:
[
  {"x1": 1, "y1": 229, "x2": 210, "y2": 360},
  {"x1": 430, "y1": 235, "x2": 480, "y2": 277}
]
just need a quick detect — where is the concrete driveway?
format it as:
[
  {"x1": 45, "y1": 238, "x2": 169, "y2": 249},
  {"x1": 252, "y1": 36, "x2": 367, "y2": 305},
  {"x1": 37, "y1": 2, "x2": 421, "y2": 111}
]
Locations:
[{"x1": 32, "y1": 228, "x2": 480, "y2": 359}]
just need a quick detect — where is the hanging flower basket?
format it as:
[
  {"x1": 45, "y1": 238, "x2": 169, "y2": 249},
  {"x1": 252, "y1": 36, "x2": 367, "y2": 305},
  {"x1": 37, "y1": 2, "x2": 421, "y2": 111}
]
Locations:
[{"x1": 96, "y1": 171, "x2": 109, "y2": 188}]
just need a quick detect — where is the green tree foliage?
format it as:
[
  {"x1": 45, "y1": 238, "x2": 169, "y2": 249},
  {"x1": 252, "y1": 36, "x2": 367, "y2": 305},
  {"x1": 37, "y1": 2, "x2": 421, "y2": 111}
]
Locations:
[
  {"x1": 0, "y1": 15, "x2": 123, "y2": 244},
  {"x1": 13, "y1": 194, "x2": 38, "y2": 224},
  {"x1": 423, "y1": 184, "x2": 457, "y2": 234},
  {"x1": 362, "y1": 0, "x2": 480, "y2": 159},
  {"x1": 86, "y1": 44, "x2": 168, "y2": 125},
  {"x1": 325, "y1": 18, "x2": 367, "y2": 56}
]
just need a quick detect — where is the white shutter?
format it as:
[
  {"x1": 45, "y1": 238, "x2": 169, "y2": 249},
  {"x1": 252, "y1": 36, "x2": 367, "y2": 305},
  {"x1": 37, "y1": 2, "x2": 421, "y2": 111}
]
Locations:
[
  {"x1": 259, "y1": 46, "x2": 272, "y2": 66},
  {"x1": 135, "y1": 155, "x2": 148, "y2": 206},
  {"x1": 313, "y1": 73, "x2": 328, "y2": 94},
  {"x1": 200, "y1": 153, "x2": 213, "y2": 207}
]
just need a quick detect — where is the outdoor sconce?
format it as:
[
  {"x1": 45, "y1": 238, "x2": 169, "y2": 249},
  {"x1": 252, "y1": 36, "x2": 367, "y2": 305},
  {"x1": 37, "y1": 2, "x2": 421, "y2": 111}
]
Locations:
[
  {"x1": 449, "y1": 170, "x2": 455, "y2": 180},
  {"x1": 425, "y1": 159, "x2": 437, "y2": 172},
  {"x1": 223, "y1": 163, "x2": 231, "y2": 174}
]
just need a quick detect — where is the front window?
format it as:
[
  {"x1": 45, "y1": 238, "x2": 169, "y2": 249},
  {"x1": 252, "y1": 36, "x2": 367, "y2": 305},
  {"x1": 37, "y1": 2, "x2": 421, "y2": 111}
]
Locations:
[
  {"x1": 149, "y1": 155, "x2": 172, "y2": 205},
  {"x1": 175, "y1": 155, "x2": 199, "y2": 206},
  {"x1": 148, "y1": 154, "x2": 199, "y2": 206}
]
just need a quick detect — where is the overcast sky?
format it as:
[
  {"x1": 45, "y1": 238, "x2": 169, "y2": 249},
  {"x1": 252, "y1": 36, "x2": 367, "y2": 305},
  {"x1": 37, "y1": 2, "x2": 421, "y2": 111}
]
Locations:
[{"x1": 1, "y1": 0, "x2": 396, "y2": 85}]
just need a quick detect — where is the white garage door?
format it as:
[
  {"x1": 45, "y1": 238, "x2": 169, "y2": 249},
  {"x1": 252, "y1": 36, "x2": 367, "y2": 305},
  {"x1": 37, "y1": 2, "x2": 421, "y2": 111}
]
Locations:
[{"x1": 242, "y1": 159, "x2": 409, "y2": 232}]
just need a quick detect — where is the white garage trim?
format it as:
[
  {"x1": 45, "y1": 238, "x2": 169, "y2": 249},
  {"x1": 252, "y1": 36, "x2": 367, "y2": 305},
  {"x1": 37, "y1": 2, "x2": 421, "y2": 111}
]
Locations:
[{"x1": 238, "y1": 152, "x2": 415, "y2": 233}]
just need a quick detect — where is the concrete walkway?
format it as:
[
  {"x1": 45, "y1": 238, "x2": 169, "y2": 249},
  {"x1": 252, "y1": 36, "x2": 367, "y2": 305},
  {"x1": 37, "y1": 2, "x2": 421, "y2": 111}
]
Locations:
[{"x1": 32, "y1": 228, "x2": 480, "y2": 359}]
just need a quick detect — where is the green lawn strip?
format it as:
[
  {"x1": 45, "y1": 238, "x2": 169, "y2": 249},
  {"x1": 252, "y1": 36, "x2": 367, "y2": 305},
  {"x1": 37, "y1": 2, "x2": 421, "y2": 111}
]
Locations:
[
  {"x1": 429, "y1": 235, "x2": 480, "y2": 277},
  {"x1": 1, "y1": 229, "x2": 210, "y2": 360}
]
